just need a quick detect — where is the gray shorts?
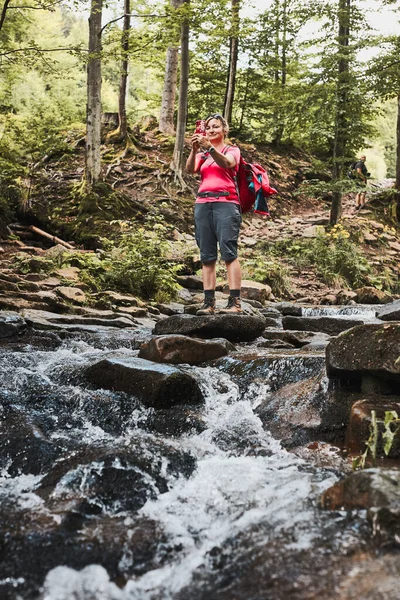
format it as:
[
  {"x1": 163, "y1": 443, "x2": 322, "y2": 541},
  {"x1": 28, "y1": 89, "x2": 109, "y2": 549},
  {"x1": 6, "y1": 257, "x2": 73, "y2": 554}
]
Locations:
[{"x1": 194, "y1": 202, "x2": 242, "y2": 263}]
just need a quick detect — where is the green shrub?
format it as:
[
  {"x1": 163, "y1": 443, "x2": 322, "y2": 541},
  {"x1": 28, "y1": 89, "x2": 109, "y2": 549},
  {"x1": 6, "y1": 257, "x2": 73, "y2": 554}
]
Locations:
[
  {"x1": 272, "y1": 226, "x2": 372, "y2": 289},
  {"x1": 244, "y1": 255, "x2": 292, "y2": 298}
]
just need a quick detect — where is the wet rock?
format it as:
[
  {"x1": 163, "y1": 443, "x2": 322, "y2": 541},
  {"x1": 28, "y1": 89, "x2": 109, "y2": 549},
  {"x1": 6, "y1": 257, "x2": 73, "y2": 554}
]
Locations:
[
  {"x1": 283, "y1": 315, "x2": 363, "y2": 336},
  {"x1": 0, "y1": 510, "x2": 169, "y2": 600},
  {"x1": 326, "y1": 323, "x2": 400, "y2": 389},
  {"x1": 143, "y1": 407, "x2": 206, "y2": 436},
  {"x1": 376, "y1": 299, "x2": 400, "y2": 321},
  {"x1": 346, "y1": 398, "x2": 400, "y2": 457},
  {"x1": 0, "y1": 404, "x2": 62, "y2": 475},
  {"x1": 321, "y1": 469, "x2": 400, "y2": 546},
  {"x1": 0, "y1": 311, "x2": 27, "y2": 338},
  {"x1": 262, "y1": 328, "x2": 331, "y2": 348},
  {"x1": 275, "y1": 302, "x2": 303, "y2": 316},
  {"x1": 215, "y1": 352, "x2": 326, "y2": 395},
  {"x1": 354, "y1": 286, "x2": 393, "y2": 305},
  {"x1": 153, "y1": 314, "x2": 266, "y2": 343},
  {"x1": 256, "y1": 373, "x2": 354, "y2": 448},
  {"x1": 84, "y1": 356, "x2": 204, "y2": 408},
  {"x1": 37, "y1": 442, "x2": 196, "y2": 511},
  {"x1": 138, "y1": 334, "x2": 234, "y2": 365}
]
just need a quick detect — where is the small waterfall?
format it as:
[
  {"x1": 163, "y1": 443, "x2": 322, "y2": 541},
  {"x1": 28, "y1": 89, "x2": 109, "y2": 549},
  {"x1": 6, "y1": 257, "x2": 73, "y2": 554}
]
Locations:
[{"x1": 301, "y1": 305, "x2": 380, "y2": 319}]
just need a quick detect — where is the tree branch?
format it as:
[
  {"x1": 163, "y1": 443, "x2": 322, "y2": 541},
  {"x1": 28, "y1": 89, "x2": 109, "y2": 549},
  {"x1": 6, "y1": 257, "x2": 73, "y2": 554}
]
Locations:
[
  {"x1": 0, "y1": 0, "x2": 11, "y2": 33},
  {"x1": 100, "y1": 13, "x2": 162, "y2": 35}
]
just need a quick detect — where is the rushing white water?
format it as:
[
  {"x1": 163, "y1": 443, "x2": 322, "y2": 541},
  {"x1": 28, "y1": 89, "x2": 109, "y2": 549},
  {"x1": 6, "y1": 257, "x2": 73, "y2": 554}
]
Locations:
[
  {"x1": 0, "y1": 341, "x2": 340, "y2": 600},
  {"x1": 301, "y1": 305, "x2": 380, "y2": 319}
]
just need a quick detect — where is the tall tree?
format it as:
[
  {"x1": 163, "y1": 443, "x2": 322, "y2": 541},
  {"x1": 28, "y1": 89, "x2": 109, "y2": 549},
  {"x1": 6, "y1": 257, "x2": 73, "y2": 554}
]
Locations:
[
  {"x1": 117, "y1": 0, "x2": 131, "y2": 142},
  {"x1": 170, "y1": 0, "x2": 189, "y2": 184},
  {"x1": 86, "y1": 0, "x2": 103, "y2": 188},
  {"x1": 223, "y1": 0, "x2": 240, "y2": 124},
  {"x1": 159, "y1": 0, "x2": 184, "y2": 135},
  {"x1": 330, "y1": 0, "x2": 351, "y2": 225}
]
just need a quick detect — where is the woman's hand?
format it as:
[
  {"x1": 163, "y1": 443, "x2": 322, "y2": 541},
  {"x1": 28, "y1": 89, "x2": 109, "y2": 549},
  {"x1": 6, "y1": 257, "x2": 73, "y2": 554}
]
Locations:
[{"x1": 191, "y1": 133, "x2": 211, "y2": 152}]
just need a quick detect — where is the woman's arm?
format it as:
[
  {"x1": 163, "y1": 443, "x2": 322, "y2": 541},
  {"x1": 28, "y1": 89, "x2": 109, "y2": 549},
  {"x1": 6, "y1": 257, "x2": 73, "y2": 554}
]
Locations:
[{"x1": 208, "y1": 147, "x2": 236, "y2": 169}]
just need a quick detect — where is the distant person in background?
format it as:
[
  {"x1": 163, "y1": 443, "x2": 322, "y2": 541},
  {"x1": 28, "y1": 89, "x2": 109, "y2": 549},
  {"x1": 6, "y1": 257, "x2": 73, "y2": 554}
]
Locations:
[{"x1": 355, "y1": 155, "x2": 369, "y2": 210}]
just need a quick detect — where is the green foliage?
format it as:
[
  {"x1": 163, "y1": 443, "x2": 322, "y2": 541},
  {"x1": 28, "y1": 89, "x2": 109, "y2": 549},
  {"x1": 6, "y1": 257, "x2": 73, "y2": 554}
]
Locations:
[
  {"x1": 353, "y1": 410, "x2": 400, "y2": 470},
  {"x1": 244, "y1": 255, "x2": 292, "y2": 298},
  {"x1": 17, "y1": 222, "x2": 182, "y2": 303},
  {"x1": 100, "y1": 226, "x2": 182, "y2": 301},
  {"x1": 271, "y1": 225, "x2": 373, "y2": 289}
]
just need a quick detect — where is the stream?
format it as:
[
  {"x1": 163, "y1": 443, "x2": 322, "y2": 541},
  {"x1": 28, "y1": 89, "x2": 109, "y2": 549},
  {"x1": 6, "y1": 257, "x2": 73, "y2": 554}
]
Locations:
[{"x1": 0, "y1": 309, "x2": 385, "y2": 600}]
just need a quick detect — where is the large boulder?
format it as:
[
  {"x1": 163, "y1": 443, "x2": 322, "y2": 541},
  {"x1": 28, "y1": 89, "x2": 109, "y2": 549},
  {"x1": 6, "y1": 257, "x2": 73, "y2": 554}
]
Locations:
[
  {"x1": 376, "y1": 299, "x2": 400, "y2": 321},
  {"x1": 321, "y1": 469, "x2": 400, "y2": 545},
  {"x1": 0, "y1": 311, "x2": 27, "y2": 338},
  {"x1": 326, "y1": 323, "x2": 400, "y2": 387},
  {"x1": 282, "y1": 315, "x2": 364, "y2": 336},
  {"x1": 256, "y1": 373, "x2": 355, "y2": 448},
  {"x1": 153, "y1": 314, "x2": 266, "y2": 343},
  {"x1": 84, "y1": 356, "x2": 204, "y2": 408},
  {"x1": 138, "y1": 334, "x2": 234, "y2": 365}
]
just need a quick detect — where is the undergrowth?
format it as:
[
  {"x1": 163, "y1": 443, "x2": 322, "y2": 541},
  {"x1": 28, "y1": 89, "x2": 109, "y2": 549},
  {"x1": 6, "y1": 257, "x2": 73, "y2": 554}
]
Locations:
[
  {"x1": 263, "y1": 225, "x2": 382, "y2": 290},
  {"x1": 17, "y1": 222, "x2": 182, "y2": 303}
]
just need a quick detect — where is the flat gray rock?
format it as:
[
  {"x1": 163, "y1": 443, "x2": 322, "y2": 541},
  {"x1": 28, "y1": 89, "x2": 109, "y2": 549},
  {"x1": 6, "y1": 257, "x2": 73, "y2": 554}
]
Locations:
[
  {"x1": 326, "y1": 323, "x2": 400, "y2": 385},
  {"x1": 376, "y1": 299, "x2": 400, "y2": 321},
  {"x1": 153, "y1": 314, "x2": 266, "y2": 342},
  {"x1": 283, "y1": 315, "x2": 363, "y2": 336}
]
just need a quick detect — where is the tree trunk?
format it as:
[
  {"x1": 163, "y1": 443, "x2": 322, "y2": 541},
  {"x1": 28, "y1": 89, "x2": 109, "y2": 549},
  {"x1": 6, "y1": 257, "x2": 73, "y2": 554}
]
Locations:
[
  {"x1": 396, "y1": 93, "x2": 400, "y2": 221},
  {"x1": 330, "y1": 0, "x2": 350, "y2": 226},
  {"x1": 118, "y1": 0, "x2": 130, "y2": 142},
  {"x1": 271, "y1": 0, "x2": 287, "y2": 147},
  {"x1": 170, "y1": 0, "x2": 189, "y2": 179},
  {"x1": 159, "y1": 0, "x2": 184, "y2": 135},
  {"x1": 85, "y1": 0, "x2": 103, "y2": 187},
  {"x1": 224, "y1": 0, "x2": 240, "y2": 124}
]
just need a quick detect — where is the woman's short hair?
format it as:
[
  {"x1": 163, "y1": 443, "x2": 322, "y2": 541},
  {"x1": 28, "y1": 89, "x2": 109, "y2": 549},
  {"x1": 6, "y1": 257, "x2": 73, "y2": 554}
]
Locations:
[{"x1": 205, "y1": 113, "x2": 229, "y2": 134}]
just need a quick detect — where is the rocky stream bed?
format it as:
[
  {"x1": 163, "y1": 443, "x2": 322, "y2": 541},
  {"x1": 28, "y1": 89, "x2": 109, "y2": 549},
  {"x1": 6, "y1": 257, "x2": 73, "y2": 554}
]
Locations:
[{"x1": 1, "y1": 294, "x2": 400, "y2": 599}]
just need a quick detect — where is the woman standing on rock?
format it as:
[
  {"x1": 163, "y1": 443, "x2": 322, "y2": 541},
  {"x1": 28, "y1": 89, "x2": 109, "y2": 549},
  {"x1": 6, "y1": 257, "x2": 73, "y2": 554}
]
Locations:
[{"x1": 185, "y1": 114, "x2": 242, "y2": 315}]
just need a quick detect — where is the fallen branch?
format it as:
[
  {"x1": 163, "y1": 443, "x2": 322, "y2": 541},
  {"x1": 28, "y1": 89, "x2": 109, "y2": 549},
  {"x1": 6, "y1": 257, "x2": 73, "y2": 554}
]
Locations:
[{"x1": 28, "y1": 226, "x2": 74, "y2": 249}]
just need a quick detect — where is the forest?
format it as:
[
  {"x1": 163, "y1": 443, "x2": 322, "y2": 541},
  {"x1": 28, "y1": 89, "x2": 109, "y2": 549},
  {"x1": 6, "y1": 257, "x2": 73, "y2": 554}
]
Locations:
[
  {"x1": 2, "y1": 3, "x2": 400, "y2": 599},
  {"x1": 0, "y1": 0, "x2": 399, "y2": 228}
]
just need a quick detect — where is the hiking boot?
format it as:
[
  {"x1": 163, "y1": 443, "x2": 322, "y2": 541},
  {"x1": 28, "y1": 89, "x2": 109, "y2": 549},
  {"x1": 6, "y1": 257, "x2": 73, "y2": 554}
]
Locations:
[
  {"x1": 219, "y1": 296, "x2": 242, "y2": 314},
  {"x1": 196, "y1": 298, "x2": 216, "y2": 315}
]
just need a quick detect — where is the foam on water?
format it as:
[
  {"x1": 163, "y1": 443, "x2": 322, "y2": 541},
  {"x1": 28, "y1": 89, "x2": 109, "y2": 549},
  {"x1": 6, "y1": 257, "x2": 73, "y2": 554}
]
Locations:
[
  {"x1": 0, "y1": 340, "x2": 341, "y2": 599},
  {"x1": 38, "y1": 362, "x2": 337, "y2": 600}
]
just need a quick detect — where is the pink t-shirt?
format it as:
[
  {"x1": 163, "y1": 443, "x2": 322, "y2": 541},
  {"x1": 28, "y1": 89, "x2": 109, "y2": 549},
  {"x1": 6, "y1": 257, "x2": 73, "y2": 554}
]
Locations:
[{"x1": 195, "y1": 145, "x2": 240, "y2": 204}]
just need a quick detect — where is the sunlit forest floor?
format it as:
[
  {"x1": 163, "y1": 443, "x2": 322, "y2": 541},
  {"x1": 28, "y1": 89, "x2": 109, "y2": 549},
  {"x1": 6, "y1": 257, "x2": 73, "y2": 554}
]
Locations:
[{"x1": 2, "y1": 124, "x2": 399, "y2": 305}]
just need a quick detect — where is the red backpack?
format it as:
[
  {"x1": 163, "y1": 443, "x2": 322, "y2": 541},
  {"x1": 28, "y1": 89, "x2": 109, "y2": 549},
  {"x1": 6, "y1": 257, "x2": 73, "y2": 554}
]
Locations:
[
  {"x1": 235, "y1": 156, "x2": 277, "y2": 216},
  {"x1": 199, "y1": 146, "x2": 277, "y2": 216},
  {"x1": 221, "y1": 147, "x2": 277, "y2": 216}
]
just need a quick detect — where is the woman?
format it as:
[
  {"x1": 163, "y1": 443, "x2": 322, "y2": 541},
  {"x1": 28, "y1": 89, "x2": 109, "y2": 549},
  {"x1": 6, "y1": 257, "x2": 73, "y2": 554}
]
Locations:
[{"x1": 185, "y1": 114, "x2": 242, "y2": 315}]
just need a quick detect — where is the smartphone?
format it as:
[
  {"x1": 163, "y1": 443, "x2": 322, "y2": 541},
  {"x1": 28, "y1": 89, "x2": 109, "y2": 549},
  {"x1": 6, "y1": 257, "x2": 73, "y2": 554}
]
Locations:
[{"x1": 195, "y1": 120, "x2": 206, "y2": 135}]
